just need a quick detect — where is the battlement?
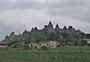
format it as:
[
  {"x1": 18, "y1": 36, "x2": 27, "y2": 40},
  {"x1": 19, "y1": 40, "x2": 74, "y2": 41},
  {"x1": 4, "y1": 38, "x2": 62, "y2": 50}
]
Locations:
[{"x1": 2, "y1": 21, "x2": 83, "y2": 43}]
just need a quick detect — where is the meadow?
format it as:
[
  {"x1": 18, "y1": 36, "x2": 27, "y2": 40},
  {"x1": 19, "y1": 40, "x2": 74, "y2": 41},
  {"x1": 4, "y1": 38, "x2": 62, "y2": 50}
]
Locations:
[{"x1": 0, "y1": 46, "x2": 90, "y2": 62}]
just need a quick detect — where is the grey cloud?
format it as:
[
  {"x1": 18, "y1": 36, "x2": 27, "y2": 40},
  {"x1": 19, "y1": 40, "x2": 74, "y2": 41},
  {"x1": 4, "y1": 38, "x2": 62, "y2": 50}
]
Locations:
[
  {"x1": 0, "y1": 0, "x2": 12, "y2": 11},
  {"x1": 0, "y1": 0, "x2": 90, "y2": 22},
  {"x1": 46, "y1": 0, "x2": 90, "y2": 22},
  {"x1": 0, "y1": 0, "x2": 43, "y2": 11},
  {"x1": 0, "y1": 0, "x2": 90, "y2": 40},
  {"x1": 47, "y1": 0, "x2": 90, "y2": 8},
  {"x1": 0, "y1": 19, "x2": 26, "y2": 40},
  {"x1": 0, "y1": 20, "x2": 12, "y2": 40},
  {"x1": 14, "y1": 0, "x2": 43, "y2": 9}
]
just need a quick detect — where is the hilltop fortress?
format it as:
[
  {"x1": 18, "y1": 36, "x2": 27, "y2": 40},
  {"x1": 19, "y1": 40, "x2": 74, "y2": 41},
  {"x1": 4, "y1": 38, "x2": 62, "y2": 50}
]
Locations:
[
  {"x1": 1, "y1": 21, "x2": 83, "y2": 43},
  {"x1": 0, "y1": 21, "x2": 86, "y2": 48}
]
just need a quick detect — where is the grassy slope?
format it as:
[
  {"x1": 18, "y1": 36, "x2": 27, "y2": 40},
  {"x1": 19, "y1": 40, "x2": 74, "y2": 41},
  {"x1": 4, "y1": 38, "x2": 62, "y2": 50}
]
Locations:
[{"x1": 0, "y1": 46, "x2": 90, "y2": 62}]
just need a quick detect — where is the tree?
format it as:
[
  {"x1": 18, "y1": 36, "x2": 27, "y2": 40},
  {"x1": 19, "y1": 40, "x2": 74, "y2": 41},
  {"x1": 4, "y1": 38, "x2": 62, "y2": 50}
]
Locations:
[
  {"x1": 47, "y1": 32, "x2": 55, "y2": 41},
  {"x1": 30, "y1": 31, "x2": 42, "y2": 43},
  {"x1": 80, "y1": 40, "x2": 87, "y2": 46},
  {"x1": 41, "y1": 46, "x2": 48, "y2": 51},
  {"x1": 24, "y1": 36, "x2": 31, "y2": 44},
  {"x1": 23, "y1": 44, "x2": 30, "y2": 50},
  {"x1": 8, "y1": 40, "x2": 20, "y2": 46},
  {"x1": 73, "y1": 39, "x2": 78, "y2": 46}
]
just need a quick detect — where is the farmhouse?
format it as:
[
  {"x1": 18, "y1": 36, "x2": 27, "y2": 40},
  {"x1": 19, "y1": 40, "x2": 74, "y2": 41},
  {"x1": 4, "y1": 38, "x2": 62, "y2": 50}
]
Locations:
[
  {"x1": 83, "y1": 39, "x2": 90, "y2": 46},
  {"x1": 29, "y1": 41, "x2": 60, "y2": 49},
  {"x1": 0, "y1": 41, "x2": 7, "y2": 48}
]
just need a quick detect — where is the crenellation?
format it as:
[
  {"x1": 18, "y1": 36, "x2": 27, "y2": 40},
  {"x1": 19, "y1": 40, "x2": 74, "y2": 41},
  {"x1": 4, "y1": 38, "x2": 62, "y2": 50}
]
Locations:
[
  {"x1": 68, "y1": 26, "x2": 73, "y2": 29},
  {"x1": 1, "y1": 21, "x2": 83, "y2": 44}
]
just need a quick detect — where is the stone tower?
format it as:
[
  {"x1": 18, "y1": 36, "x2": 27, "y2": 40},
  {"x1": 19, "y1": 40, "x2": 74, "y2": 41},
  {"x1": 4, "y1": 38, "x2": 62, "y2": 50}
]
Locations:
[
  {"x1": 55, "y1": 24, "x2": 60, "y2": 30},
  {"x1": 47, "y1": 21, "x2": 53, "y2": 29},
  {"x1": 63, "y1": 26, "x2": 67, "y2": 30}
]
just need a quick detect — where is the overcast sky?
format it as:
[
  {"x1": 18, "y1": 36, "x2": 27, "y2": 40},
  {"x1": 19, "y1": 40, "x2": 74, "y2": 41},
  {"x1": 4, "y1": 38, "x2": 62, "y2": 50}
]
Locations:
[{"x1": 0, "y1": 0, "x2": 90, "y2": 40}]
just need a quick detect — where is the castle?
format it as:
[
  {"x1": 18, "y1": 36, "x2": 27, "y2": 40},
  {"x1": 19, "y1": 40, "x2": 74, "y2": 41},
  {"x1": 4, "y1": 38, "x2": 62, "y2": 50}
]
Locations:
[
  {"x1": 0, "y1": 21, "x2": 84, "y2": 48},
  {"x1": 2, "y1": 21, "x2": 83, "y2": 42}
]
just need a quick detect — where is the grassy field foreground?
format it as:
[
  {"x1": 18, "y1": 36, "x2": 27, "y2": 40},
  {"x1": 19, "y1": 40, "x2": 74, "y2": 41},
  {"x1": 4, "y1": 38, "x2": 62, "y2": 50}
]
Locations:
[{"x1": 0, "y1": 46, "x2": 90, "y2": 62}]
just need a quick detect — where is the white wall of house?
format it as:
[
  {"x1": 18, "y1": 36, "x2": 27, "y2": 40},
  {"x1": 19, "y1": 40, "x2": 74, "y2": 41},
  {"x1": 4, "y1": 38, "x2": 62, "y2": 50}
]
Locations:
[
  {"x1": 29, "y1": 41, "x2": 60, "y2": 49},
  {"x1": 0, "y1": 45, "x2": 7, "y2": 48}
]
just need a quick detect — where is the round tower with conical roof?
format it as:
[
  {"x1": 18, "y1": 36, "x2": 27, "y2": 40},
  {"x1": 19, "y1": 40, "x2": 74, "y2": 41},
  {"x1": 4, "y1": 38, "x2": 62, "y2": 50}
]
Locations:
[
  {"x1": 48, "y1": 21, "x2": 53, "y2": 29},
  {"x1": 55, "y1": 24, "x2": 60, "y2": 30}
]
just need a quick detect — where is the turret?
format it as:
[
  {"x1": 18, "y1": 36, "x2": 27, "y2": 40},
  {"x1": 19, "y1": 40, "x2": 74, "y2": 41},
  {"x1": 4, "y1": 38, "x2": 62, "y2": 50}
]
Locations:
[
  {"x1": 63, "y1": 26, "x2": 67, "y2": 30},
  {"x1": 68, "y1": 26, "x2": 73, "y2": 29},
  {"x1": 23, "y1": 30, "x2": 29, "y2": 34},
  {"x1": 22, "y1": 30, "x2": 29, "y2": 36},
  {"x1": 48, "y1": 21, "x2": 53, "y2": 28},
  {"x1": 55, "y1": 24, "x2": 60, "y2": 30},
  {"x1": 10, "y1": 32, "x2": 15, "y2": 37},
  {"x1": 23, "y1": 30, "x2": 28, "y2": 33},
  {"x1": 34, "y1": 27, "x2": 38, "y2": 30},
  {"x1": 31, "y1": 27, "x2": 38, "y2": 32},
  {"x1": 5, "y1": 35, "x2": 9, "y2": 42}
]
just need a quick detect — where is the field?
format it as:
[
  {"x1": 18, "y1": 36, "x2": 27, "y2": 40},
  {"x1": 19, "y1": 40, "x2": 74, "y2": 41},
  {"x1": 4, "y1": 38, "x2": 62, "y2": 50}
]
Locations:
[{"x1": 0, "y1": 46, "x2": 90, "y2": 62}]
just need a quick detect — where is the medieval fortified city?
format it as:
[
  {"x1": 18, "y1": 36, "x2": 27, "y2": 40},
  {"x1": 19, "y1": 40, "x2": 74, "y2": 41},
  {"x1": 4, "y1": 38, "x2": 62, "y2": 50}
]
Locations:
[
  {"x1": 0, "y1": 21, "x2": 90, "y2": 49},
  {"x1": 0, "y1": 21, "x2": 90, "y2": 62},
  {"x1": 0, "y1": 0, "x2": 90, "y2": 62}
]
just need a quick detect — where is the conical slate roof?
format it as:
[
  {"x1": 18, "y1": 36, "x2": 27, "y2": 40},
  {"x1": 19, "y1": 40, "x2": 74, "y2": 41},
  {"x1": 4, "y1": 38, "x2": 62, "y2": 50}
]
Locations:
[
  {"x1": 48, "y1": 21, "x2": 53, "y2": 28},
  {"x1": 55, "y1": 24, "x2": 60, "y2": 29}
]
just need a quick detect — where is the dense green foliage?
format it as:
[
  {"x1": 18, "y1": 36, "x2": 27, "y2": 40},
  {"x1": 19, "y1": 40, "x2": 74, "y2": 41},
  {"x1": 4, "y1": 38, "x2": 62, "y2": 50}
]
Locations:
[
  {"x1": 41, "y1": 46, "x2": 48, "y2": 51},
  {"x1": 85, "y1": 34, "x2": 90, "y2": 38},
  {"x1": 8, "y1": 30, "x2": 85, "y2": 48},
  {"x1": 0, "y1": 46, "x2": 90, "y2": 62}
]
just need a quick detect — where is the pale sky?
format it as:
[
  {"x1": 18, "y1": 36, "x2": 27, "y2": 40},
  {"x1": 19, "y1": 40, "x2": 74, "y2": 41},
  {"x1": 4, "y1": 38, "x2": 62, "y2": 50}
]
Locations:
[{"x1": 0, "y1": 0, "x2": 90, "y2": 40}]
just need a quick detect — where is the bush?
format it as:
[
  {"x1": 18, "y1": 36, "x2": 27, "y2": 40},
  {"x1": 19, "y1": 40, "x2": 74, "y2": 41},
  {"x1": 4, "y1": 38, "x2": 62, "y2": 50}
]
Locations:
[
  {"x1": 11, "y1": 43, "x2": 23, "y2": 48},
  {"x1": 80, "y1": 40, "x2": 87, "y2": 46},
  {"x1": 23, "y1": 44, "x2": 30, "y2": 50},
  {"x1": 41, "y1": 46, "x2": 48, "y2": 51}
]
